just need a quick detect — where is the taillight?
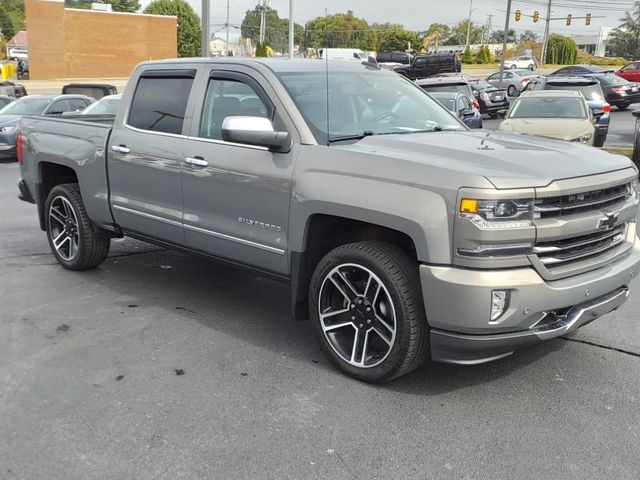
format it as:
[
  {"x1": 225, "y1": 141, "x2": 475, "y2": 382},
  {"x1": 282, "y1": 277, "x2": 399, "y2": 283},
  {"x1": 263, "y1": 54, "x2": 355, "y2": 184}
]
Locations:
[
  {"x1": 602, "y1": 103, "x2": 611, "y2": 113},
  {"x1": 472, "y1": 100, "x2": 480, "y2": 110},
  {"x1": 521, "y1": 77, "x2": 531, "y2": 86},
  {"x1": 16, "y1": 130, "x2": 23, "y2": 166}
]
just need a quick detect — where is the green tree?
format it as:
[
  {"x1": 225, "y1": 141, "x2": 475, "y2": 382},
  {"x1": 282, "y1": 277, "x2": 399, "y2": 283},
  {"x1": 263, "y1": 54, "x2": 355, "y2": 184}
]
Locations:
[
  {"x1": 518, "y1": 30, "x2": 538, "y2": 43},
  {"x1": 444, "y1": 20, "x2": 483, "y2": 45},
  {"x1": 64, "y1": 0, "x2": 92, "y2": 9},
  {"x1": 304, "y1": 11, "x2": 374, "y2": 51},
  {"x1": 608, "y1": 1, "x2": 640, "y2": 59},
  {"x1": 544, "y1": 34, "x2": 578, "y2": 64},
  {"x1": 0, "y1": 0, "x2": 25, "y2": 40},
  {"x1": 425, "y1": 23, "x2": 451, "y2": 42},
  {"x1": 110, "y1": 0, "x2": 141, "y2": 13},
  {"x1": 461, "y1": 46, "x2": 474, "y2": 63},
  {"x1": 144, "y1": 0, "x2": 200, "y2": 57},
  {"x1": 488, "y1": 29, "x2": 516, "y2": 44},
  {"x1": 240, "y1": 5, "x2": 303, "y2": 54},
  {"x1": 371, "y1": 23, "x2": 419, "y2": 52}
]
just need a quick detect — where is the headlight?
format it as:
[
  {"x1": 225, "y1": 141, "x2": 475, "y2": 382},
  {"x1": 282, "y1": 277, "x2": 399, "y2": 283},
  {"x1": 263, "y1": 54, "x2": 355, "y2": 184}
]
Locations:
[
  {"x1": 570, "y1": 133, "x2": 592, "y2": 143},
  {"x1": 0, "y1": 125, "x2": 16, "y2": 133},
  {"x1": 459, "y1": 198, "x2": 535, "y2": 229}
]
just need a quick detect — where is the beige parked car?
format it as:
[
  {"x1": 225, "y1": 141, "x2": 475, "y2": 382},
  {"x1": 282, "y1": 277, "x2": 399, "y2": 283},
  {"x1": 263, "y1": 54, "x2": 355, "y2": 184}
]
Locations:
[{"x1": 498, "y1": 90, "x2": 595, "y2": 145}]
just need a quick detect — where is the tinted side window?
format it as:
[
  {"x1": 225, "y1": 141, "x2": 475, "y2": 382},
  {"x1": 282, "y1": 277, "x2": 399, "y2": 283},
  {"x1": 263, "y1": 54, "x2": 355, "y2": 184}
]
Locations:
[
  {"x1": 128, "y1": 73, "x2": 195, "y2": 135},
  {"x1": 69, "y1": 98, "x2": 89, "y2": 111},
  {"x1": 414, "y1": 57, "x2": 427, "y2": 67},
  {"x1": 48, "y1": 100, "x2": 71, "y2": 114},
  {"x1": 199, "y1": 78, "x2": 270, "y2": 140}
]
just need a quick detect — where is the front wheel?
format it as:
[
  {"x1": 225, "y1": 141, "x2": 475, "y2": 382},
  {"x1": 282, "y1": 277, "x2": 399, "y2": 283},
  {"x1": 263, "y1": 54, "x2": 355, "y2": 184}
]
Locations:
[
  {"x1": 45, "y1": 183, "x2": 110, "y2": 270},
  {"x1": 593, "y1": 134, "x2": 607, "y2": 148},
  {"x1": 507, "y1": 85, "x2": 517, "y2": 97},
  {"x1": 309, "y1": 242, "x2": 430, "y2": 383}
]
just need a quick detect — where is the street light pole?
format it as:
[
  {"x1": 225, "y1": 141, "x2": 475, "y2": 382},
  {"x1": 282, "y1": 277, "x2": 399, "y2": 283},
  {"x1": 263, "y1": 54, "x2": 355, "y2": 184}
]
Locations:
[
  {"x1": 499, "y1": 0, "x2": 512, "y2": 83},
  {"x1": 465, "y1": 0, "x2": 474, "y2": 51},
  {"x1": 541, "y1": 0, "x2": 552, "y2": 65},
  {"x1": 288, "y1": 0, "x2": 294, "y2": 58},
  {"x1": 201, "y1": 0, "x2": 210, "y2": 57}
]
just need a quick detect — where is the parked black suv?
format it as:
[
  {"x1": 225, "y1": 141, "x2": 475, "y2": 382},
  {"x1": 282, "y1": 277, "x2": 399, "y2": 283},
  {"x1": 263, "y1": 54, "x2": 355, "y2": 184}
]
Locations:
[
  {"x1": 376, "y1": 52, "x2": 413, "y2": 65},
  {"x1": 394, "y1": 53, "x2": 461, "y2": 80}
]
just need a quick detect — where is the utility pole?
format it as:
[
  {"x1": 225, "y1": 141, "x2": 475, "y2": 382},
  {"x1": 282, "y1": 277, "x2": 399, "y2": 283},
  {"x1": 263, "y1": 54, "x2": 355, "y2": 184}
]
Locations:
[
  {"x1": 225, "y1": 0, "x2": 230, "y2": 56},
  {"x1": 465, "y1": 0, "x2": 474, "y2": 51},
  {"x1": 499, "y1": 0, "x2": 512, "y2": 83},
  {"x1": 288, "y1": 0, "x2": 294, "y2": 58},
  {"x1": 541, "y1": 0, "x2": 552, "y2": 65},
  {"x1": 259, "y1": 0, "x2": 267, "y2": 44},
  {"x1": 201, "y1": 0, "x2": 210, "y2": 57}
]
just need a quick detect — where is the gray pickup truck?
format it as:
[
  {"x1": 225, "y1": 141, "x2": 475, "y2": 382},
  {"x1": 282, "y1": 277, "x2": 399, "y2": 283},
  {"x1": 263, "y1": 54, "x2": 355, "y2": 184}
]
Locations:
[{"x1": 17, "y1": 58, "x2": 640, "y2": 383}]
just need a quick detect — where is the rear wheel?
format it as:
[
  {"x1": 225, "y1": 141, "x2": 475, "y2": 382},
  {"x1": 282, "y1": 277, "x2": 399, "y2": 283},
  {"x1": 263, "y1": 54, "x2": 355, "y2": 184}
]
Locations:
[
  {"x1": 309, "y1": 242, "x2": 429, "y2": 383},
  {"x1": 507, "y1": 85, "x2": 517, "y2": 97},
  {"x1": 45, "y1": 183, "x2": 110, "y2": 270},
  {"x1": 593, "y1": 134, "x2": 607, "y2": 148},
  {"x1": 528, "y1": 64, "x2": 535, "y2": 71}
]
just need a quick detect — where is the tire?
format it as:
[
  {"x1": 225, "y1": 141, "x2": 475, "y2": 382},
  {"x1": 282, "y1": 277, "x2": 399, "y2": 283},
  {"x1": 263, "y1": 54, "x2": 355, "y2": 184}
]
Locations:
[
  {"x1": 507, "y1": 85, "x2": 517, "y2": 97},
  {"x1": 309, "y1": 241, "x2": 429, "y2": 383},
  {"x1": 528, "y1": 64, "x2": 535, "y2": 71},
  {"x1": 489, "y1": 112, "x2": 498, "y2": 119},
  {"x1": 510, "y1": 64, "x2": 517, "y2": 70},
  {"x1": 593, "y1": 134, "x2": 607, "y2": 148},
  {"x1": 45, "y1": 183, "x2": 110, "y2": 270}
]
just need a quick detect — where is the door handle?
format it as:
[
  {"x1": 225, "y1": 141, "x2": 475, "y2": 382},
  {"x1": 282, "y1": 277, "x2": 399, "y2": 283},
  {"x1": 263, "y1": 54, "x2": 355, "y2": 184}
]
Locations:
[
  {"x1": 111, "y1": 145, "x2": 130, "y2": 154},
  {"x1": 185, "y1": 157, "x2": 209, "y2": 168}
]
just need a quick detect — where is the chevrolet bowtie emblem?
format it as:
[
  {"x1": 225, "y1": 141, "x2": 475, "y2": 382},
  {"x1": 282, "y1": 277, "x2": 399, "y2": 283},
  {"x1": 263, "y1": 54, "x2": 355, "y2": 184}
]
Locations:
[{"x1": 598, "y1": 213, "x2": 619, "y2": 230}]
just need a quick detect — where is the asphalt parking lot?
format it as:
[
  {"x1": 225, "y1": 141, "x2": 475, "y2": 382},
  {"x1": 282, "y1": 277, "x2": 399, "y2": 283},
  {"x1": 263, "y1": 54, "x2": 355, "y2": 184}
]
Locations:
[{"x1": 2, "y1": 158, "x2": 640, "y2": 479}]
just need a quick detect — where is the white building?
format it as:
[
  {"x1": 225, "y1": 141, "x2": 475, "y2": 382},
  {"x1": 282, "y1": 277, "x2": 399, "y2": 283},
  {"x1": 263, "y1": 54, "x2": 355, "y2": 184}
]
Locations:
[{"x1": 572, "y1": 27, "x2": 614, "y2": 57}]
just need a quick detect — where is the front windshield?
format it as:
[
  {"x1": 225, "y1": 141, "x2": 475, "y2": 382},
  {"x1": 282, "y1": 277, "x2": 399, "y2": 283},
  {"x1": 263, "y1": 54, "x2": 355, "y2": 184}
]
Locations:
[
  {"x1": 277, "y1": 70, "x2": 464, "y2": 144},
  {"x1": 0, "y1": 98, "x2": 52, "y2": 115},
  {"x1": 509, "y1": 97, "x2": 587, "y2": 119},
  {"x1": 82, "y1": 96, "x2": 120, "y2": 115}
]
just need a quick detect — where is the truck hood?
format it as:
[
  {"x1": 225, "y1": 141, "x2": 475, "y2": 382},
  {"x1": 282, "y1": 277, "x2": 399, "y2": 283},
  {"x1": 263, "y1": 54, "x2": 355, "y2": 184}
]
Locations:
[{"x1": 334, "y1": 130, "x2": 633, "y2": 189}]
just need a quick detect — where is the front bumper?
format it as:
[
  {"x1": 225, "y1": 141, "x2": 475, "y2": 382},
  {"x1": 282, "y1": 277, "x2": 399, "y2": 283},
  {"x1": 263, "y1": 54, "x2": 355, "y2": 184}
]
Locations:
[{"x1": 421, "y1": 238, "x2": 640, "y2": 365}]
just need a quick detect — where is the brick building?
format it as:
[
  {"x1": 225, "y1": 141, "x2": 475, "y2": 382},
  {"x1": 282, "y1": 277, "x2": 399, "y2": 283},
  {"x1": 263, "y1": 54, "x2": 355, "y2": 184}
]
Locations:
[{"x1": 24, "y1": 0, "x2": 177, "y2": 80}]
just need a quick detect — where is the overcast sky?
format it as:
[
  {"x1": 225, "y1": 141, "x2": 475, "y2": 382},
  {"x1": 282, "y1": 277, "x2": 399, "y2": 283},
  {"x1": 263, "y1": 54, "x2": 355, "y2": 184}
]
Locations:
[{"x1": 140, "y1": 0, "x2": 633, "y2": 39}]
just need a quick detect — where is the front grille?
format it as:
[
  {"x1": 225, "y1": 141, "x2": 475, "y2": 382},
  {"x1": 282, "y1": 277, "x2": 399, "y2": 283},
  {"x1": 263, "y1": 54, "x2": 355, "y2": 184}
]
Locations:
[
  {"x1": 534, "y1": 223, "x2": 627, "y2": 267},
  {"x1": 535, "y1": 183, "x2": 630, "y2": 218}
]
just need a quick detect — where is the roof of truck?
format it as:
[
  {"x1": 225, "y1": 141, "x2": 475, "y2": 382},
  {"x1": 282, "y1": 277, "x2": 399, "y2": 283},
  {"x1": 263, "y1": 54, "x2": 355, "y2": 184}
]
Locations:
[{"x1": 136, "y1": 57, "x2": 386, "y2": 74}]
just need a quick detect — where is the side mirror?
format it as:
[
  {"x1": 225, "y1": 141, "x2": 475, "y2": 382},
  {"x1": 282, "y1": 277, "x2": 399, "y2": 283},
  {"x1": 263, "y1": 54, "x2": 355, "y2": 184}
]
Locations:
[{"x1": 222, "y1": 116, "x2": 290, "y2": 151}]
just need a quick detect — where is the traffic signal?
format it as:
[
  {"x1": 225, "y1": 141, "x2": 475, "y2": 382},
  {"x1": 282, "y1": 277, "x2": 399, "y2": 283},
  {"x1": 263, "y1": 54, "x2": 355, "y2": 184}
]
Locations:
[
  {"x1": 586, "y1": 13, "x2": 592, "y2": 25},
  {"x1": 566, "y1": 14, "x2": 572, "y2": 26},
  {"x1": 533, "y1": 11, "x2": 540, "y2": 23},
  {"x1": 515, "y1": 10, "x2": 521, "y2": 21}
]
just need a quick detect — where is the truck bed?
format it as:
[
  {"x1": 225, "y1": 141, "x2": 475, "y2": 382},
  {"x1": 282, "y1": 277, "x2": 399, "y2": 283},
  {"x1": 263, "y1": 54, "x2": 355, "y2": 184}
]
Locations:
[{"x1": 19, "y1": 114, "x2": 115, "y2": 231}]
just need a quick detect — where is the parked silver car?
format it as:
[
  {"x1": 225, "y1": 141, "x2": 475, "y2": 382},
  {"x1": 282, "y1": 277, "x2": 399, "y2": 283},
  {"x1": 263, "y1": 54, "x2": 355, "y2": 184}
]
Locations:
[{"x1": 486, "y1": 69, "x2": 542, "y2": 97}]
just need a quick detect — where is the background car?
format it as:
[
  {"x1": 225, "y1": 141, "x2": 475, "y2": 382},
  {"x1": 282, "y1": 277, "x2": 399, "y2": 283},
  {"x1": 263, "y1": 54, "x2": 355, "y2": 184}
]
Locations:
[
  {"x1": 0, "y1": 96, "x2": 14, "y2": 109},
  {"x1": 486, "y1": 69, "x2": 541, "y2": 96},
  {"x1": 62, "y1": 83, "x2": 118, "y2": 100},
  {"x1": 523, "y1": 76, "x2": 610, "y2": 146},
  {"x1": 0, "y1": 94, "x2": 93, "y2": 161},
  {"x1": 429, "y1": 91, "x2": 483, "y2": 128},
  {"x1": 504, "y1": 55, "x2": 538, "y2": 70},
  {"x1": 469, "y1": 81, "x2": 510, "y2": 117},
  {"x1": 415, "y1": 75, "x2": 479, "y2": 109},
  {"x1": 79, "y1": 94, "x2": 121, "y2": 115},
  {"x1": 550, "y1": 65, "x2": 640, "y2": 109},
  {"x1": 376, "y1": 52, "x2": 413, "y2": 64},
  {"x1": 616, "y1": 61, "x2": 640, "y2": 82},
  {"x1": 0, "y1": 81, "x2": 28, "y2": 98},
  {"x1": 498, "y1": 90, "x2": 594, "y2": 144},
  {"x1": 393, "y1": 52, "x2": 461, "y2": 80}
]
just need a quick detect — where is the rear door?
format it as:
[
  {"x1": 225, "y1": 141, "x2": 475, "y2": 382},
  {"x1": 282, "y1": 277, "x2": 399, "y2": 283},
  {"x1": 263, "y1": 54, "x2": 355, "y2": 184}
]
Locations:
[
  {"x1": 412, "y1": 57, "x2": 428, "y2": 78},
  {"x1": 108, "y1": 68, "x2": 197, "y2": 244},
  {"x1": 181, "y1": 66, "x2": 295, "y2": 274}
]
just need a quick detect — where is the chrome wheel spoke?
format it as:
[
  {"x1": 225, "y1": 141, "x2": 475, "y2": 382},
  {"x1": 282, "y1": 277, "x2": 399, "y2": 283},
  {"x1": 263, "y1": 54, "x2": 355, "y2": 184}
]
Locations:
[
  {"x1": 351, "y1": 329, "x2": 368, "y2": 366},
  {"x1": 53, "y1": 232, "x2": 70, "y2": 251},
  {"x1": 320, "y1": 307, "x2": 351, "y2": 331},
  {"x1": 50, "y1": 207, "x2": 66, "y2": 226},
  {"x1": 364, "y1": 275, "x2": 381, "y2": 305},
  {"x1": 330, "y1": 270, "x2": 360, "y2": 303},
  {"x1": 373, "y1": 315, "x2": 394, "y2": 346}
]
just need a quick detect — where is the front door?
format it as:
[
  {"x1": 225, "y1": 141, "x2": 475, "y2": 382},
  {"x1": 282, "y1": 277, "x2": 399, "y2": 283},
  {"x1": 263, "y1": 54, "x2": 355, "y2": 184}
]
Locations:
[
  {"x1": 108, "y1": 69, "x2": 196, "y2": 244},
  {"x1": 181, "y1": 68, "x2": 294, "y2": 274}
]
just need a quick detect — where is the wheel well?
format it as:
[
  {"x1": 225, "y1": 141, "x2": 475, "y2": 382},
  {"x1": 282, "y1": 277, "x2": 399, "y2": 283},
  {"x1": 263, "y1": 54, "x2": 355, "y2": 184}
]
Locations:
[
  {"x1": 37, "y1": 163, "x2": 78, "y2": 230},
  {"x1": 291, "y1": 214, "x2": 418, "y2": 320}
]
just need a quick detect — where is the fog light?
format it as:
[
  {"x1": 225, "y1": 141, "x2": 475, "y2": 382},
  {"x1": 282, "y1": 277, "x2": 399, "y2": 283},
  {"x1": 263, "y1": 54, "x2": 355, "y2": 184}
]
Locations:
[{"x1": 490, "y1": 290, "x2": 510, "y2": 321}]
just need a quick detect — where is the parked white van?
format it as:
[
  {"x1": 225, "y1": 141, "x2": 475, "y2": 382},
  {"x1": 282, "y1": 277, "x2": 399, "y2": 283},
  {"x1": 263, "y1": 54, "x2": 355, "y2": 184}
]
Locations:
[{"x1": 317, "y1": 48, "x2": 366, "y2": 62}]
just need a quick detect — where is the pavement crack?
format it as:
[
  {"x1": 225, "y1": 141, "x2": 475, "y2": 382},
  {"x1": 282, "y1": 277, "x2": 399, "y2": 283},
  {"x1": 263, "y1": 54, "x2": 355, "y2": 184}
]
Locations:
[{"x1": 561, "y1": 337, "x2": 640, "y2": 358}]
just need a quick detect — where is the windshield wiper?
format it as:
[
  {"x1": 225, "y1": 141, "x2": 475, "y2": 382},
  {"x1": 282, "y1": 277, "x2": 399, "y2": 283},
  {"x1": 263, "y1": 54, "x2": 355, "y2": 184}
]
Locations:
[{"x1": 328, "y1": 130, "x2": 375, "y2": 144}]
